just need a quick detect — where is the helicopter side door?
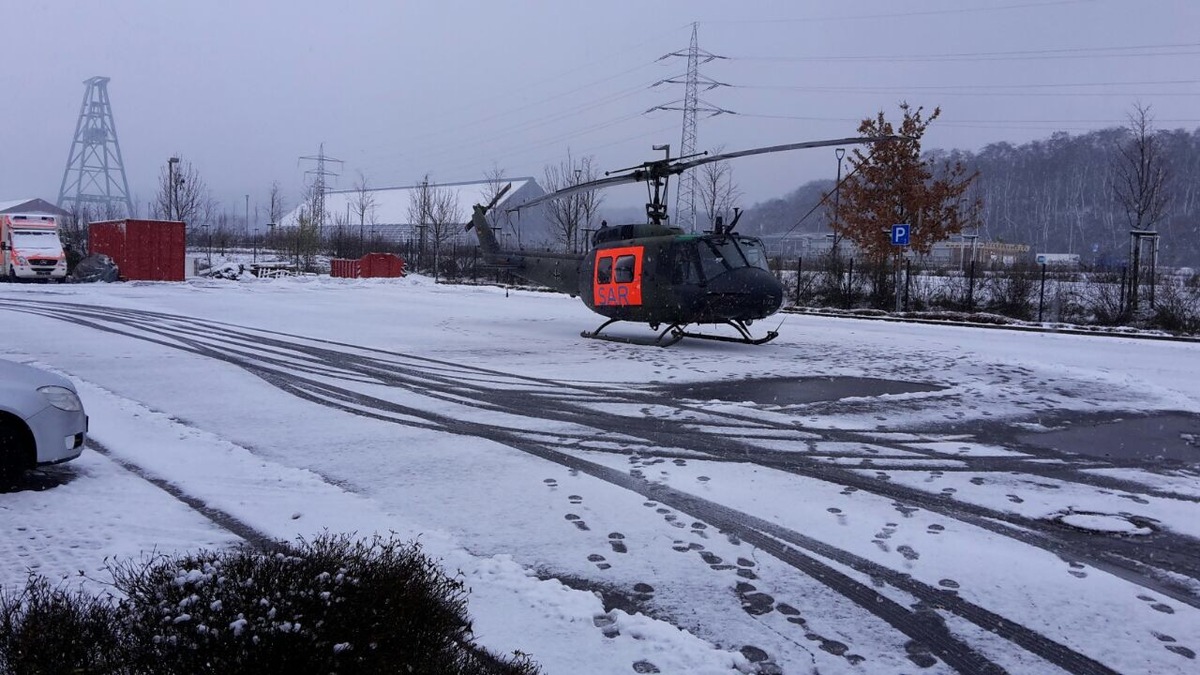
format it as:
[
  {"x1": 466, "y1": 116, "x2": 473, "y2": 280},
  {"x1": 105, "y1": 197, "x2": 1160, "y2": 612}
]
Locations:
[{"x1": 593, "y1": 246, "x2": 643, "y2": 307}]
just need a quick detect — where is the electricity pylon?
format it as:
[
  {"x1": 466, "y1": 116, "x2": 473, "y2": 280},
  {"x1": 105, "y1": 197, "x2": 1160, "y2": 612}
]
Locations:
[
  {"x1": 57, "y1": 76, "x2": 134, "y2": 219},
  {"x1": 648, "y1": 23, "x2": 731, "y2": 232}
]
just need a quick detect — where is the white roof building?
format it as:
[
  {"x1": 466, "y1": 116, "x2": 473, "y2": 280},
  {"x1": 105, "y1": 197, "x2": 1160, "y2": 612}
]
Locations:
[
  {"x1": 277, "y1": 177, "x2": 556, "y2": 247},
  {"x1": 0, "y1": 198, "x2": 72, "y2": 217}
]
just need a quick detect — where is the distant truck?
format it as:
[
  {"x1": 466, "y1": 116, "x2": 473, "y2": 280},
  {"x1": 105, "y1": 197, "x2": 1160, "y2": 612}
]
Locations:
[{"x1": 0, "y1": 213, "x2": 68, "y2": 282}]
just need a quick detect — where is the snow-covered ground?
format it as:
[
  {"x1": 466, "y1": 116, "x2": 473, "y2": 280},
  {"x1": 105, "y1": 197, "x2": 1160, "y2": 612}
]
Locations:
[{"x1": 2, "y1": 275, "x2": 1199, "y2": 674}]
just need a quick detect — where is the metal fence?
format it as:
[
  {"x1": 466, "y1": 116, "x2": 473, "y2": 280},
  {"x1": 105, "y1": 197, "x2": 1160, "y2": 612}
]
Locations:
[{"x1": 776, "y1": 253, "x2": 1200, "y2": 334}]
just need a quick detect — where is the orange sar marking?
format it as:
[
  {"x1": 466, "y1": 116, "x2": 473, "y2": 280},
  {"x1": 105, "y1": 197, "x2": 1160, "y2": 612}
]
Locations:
[{"x1": 593, "y1": 245, "x2": 643, "y2": 307}]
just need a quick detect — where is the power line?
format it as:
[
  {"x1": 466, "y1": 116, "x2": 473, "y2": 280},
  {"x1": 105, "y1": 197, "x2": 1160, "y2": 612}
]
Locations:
[
  {"x1": 734, "y1": 42, "x2": 1200, "y2": 64},
  {"x1": 737, "y1": 78, "x2": 1200, "y2": 92},
  {"x1": 735, "y1": 88, "x2": 1200, "y2": 98},
  {"x1": 350, "y1": 25, "x2": 691, "y2": 171},
  {"x1": 699, "y1": 0, "x2": 1087, "y2": 25}
]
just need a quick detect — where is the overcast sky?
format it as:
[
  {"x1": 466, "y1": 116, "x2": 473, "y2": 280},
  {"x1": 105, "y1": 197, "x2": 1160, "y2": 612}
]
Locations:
[{"x1": 3, "y1": 0, "x2": 1197, "y2": 216}]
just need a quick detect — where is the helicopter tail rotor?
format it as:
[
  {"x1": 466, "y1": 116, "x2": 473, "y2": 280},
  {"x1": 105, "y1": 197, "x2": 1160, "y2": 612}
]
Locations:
[{"x1": 464, "y1": 182, "x2": 512, "y2": 255}]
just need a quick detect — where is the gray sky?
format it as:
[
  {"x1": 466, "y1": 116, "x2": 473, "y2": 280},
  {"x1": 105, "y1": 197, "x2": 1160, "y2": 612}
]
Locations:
[{"x1": 3, "y1": 0, "x2": 1198, "y2": 215}]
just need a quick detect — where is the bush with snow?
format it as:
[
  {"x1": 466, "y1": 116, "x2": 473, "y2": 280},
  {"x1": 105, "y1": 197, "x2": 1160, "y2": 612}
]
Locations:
[{"x1": 0, "y1": 534, "x2": 539, "y2": 675}]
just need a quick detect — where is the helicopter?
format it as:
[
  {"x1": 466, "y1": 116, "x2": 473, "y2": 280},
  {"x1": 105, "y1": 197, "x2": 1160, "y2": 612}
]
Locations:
[{"x1": 465, "y1": 136, "x2": 895, "y2": 346}]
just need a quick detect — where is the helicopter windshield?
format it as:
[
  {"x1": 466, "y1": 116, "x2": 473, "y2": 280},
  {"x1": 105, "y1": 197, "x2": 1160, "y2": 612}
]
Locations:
[
  {"x1": 669, "y1": 236, "x2": 771, "y2": 283},
  {"x1": 697, "y1": 237, "x2": 771, "y2": 277},
  {"x1": 736, "y1": 237, "x2": 770, "y2": 270}
]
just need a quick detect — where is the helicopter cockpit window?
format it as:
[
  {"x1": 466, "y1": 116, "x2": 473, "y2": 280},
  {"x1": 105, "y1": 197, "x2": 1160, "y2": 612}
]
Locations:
[
  {"x1": 614, "y1": 255, "x2": 636, "y2": 283},
  {"x1": 596, "y1": 256, "x2": 613, "y2": 284},
  {"x1": 670, "y1": 243, "x2": 700, "y2": 284},
  {"x1": 736, "y1": 238, "x2": 770, "y2": 270},
  {"x1": 699, "y1": 244, "x2": 728, "y2": 280}
]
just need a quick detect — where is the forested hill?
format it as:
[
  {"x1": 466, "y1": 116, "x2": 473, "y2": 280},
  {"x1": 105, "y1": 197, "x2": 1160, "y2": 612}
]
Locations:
[{"x1": 743, "y1": 127, "x2": 1200, "y2": 266}]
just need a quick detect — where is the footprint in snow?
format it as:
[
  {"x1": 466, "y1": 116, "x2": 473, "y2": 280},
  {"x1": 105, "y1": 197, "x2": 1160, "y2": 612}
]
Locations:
[
  {"x1": 607, "y1": 532, "x2": 627, "y2": 554},
  {"x1": 587, "y1": 553, "x2": 610, "y2": 570},
  {"x1": 564, "y1": 514, "x2": 590, "y2": 531}
]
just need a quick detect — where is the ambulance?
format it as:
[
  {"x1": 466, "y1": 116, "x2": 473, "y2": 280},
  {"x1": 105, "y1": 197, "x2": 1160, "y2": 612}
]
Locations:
[{"x1": 0, "y1": 213, "x2": 68, "y2": 281}]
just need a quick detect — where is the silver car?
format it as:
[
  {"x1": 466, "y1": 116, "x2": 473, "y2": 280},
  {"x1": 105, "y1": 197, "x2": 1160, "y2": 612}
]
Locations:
[{"x1": 0, "y1": 359, "x2": 87, "y2": 473}]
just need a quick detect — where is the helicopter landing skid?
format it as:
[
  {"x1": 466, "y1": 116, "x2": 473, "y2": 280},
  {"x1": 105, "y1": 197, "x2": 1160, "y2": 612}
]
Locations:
[
  {"x1": 675, "y1": 320, "x2": 780, "y2": 345},
  {"x1": 581, "y1": 319, "x2": 777, "y2": 347},
  {"x1": 581, "y1": 318, "x2": 684, "y2": 347}
]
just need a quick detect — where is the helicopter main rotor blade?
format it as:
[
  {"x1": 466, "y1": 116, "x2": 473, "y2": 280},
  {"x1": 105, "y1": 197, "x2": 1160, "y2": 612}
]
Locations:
[
  {"x1": 670, "y1": 135, "x2": 908, "y2": 173},
  {"x1": 509, "y1": 173, "x2": 638, "y2": 212},
  {"x1": 510, "y1": 134, "x2": 911, "y2": 213}
]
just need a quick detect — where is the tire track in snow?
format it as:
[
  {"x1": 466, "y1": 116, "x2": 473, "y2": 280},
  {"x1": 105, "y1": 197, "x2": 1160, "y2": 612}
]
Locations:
[
  {"x1": 0, "y1": 299, "x2": 1145, "y2": 674},
  {"x1": 85, "y1": 438, "x2": 276, "y2": 549}
]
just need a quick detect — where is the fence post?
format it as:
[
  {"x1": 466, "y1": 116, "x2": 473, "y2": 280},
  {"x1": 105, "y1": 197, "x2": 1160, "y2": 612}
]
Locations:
[
  {"x1": 795, "y1": 257, "x2": 802, "y2": 306},
  {"x1": 967, "y1": 259, "x2": 976, "y2": 312},
  {"x1": 1038, "y1": 262, "x2": 1047, "y2": 322},
  {"x1": 904, "y1": 259, "x2": 911, "y2": 311},
  {"x1": 1119, "y1": 266, "x2": 1127, "y2": 314},
  {"x1": 846, "y1": 258, "x2": 854, "y2": 309}
]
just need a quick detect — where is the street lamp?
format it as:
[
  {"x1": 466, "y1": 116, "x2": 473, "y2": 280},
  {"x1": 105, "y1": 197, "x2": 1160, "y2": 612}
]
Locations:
[
  {"x1": 960, "y1": 233, "x2": 979, "y2": 271},
  {"x1": 244, "y1": 194, "x2": 250, "y2": 250},
  {"x1": 167, "y1": 157, "x2": 180, "y2": 219},
  {"x1": 832, "y1": 148, "x2": 846, "y2": 257}
]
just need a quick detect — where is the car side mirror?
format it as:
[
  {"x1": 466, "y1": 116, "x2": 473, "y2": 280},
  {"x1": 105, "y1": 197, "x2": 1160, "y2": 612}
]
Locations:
[{"x1": 0, "y1": 242, "x2": 8, "y2": 251}]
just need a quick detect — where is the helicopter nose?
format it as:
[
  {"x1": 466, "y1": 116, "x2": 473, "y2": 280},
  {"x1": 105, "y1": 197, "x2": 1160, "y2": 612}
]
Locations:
[{"x1": 703, "y1": 267, "x2": 784, "y2": 320}]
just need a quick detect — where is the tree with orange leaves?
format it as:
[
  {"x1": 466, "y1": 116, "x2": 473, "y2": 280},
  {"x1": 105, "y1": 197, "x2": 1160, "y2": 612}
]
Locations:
[{"x1": 831, "y1": 103, "x2": 981, "y2": 265}]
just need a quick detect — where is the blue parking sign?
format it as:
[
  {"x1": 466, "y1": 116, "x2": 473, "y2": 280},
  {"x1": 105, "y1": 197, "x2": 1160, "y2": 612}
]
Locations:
[{"x1": 891, "y1": 224, "x2": 910, "y2": 246}]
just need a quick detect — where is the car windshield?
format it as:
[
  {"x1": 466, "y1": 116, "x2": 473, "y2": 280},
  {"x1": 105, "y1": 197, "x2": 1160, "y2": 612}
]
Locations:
[{"x1": 11, "y1": 230, "x2": 62, "y2": 253}]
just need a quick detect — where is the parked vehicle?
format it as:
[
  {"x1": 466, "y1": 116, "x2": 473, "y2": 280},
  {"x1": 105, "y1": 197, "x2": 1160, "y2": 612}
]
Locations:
[
  {"x1": 0, "y1": 213, "x2": 68, "y2": 282},
  {"x1": 0, "y1": 359, "x2": 87, "y2": 474}
]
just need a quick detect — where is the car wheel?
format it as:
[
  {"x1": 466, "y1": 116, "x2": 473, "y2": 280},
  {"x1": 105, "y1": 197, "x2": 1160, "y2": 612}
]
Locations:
[{"x1": 0, "y1": 415, "x2": 35, "y2": 477}]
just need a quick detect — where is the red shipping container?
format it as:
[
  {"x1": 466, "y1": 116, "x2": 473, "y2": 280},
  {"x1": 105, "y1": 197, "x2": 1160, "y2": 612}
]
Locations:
[
  {"x1": 330, "y1": 259, "x2": 361, "y2": 278},
  {"x1": 330, "y1": 253, "x2": 405, "y2": 279},
  {"x1": 360, "y1": 253, "x2": 405, "y2": 278},
  {"x1": 89, "y1": 219, "x2": 186, "y2": 282}
]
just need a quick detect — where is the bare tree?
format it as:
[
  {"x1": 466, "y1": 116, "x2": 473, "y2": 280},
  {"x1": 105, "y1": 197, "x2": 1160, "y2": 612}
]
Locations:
[
  {"x1": 696, "y1": 146, "x2": 742, "y2": 229},
  {"x1": 576, "y1": 155, "x2": 603, "y2": 249},
  {"x1": 408, "y1": 175, "x2": 434, "y2": 273},
  {"x1": 266, "y1": 181, "x2": 287, "y2": 225},
  {"x1": 542, "y1": 151, "x2": 602, "y2": 253},
  {"x1": 349, "y1": 171, "x2": 377, "y2": 256},
  {"x1": 154, "y1": 156, "x2": 208, "y2": 224},
  {"x1": 428, "y1": 186, "x2": 461, "y2": 281},
  {"x1": 1112, "y1": 103, "x2": 1170, "y2": 232},
  {"x1": 1112, "y1": 103, "x2": 1171, "y2": 311},
  {"x1": 407, "y1": 175, "x2": 461, "y2": 280}
]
